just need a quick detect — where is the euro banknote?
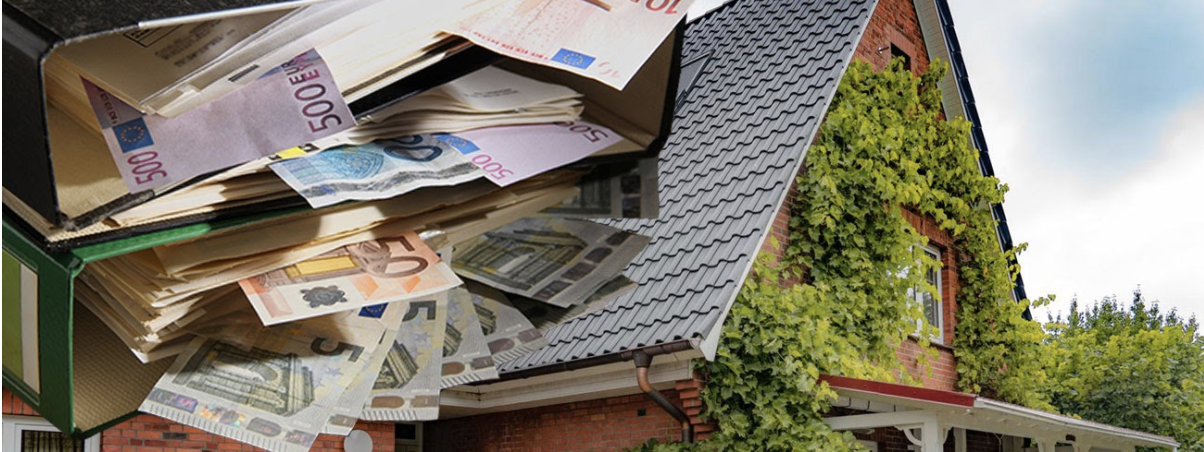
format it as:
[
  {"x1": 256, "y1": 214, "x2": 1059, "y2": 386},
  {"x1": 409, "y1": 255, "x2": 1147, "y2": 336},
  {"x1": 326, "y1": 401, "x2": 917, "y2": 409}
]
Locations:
[
  {"x1": 453, "y1": 217, "x2": 649, "y2": 307},
  {"x1": 544, "y1": 158, "x2": 659, "y2": 219},
  {"x1": 238, "y1": 231, "x2": 461, "y2": 325},
  {"x1": 322, "y1": 303, "x2": 407, "y2": 435},
  {"x1": 139, "y1": 305, "x2": 398, "y2": 452},
  {"x1": 441, "y1": 287, "x2": 499, "y2": 388},
  {"x1": 465, "y1": 281, "x2": 548, "y2": 365},
  {"x1": 361, "y1": 294, "x2": 448, "y2": 421},
  {"x1": 83, "y1": 49, "x2": 354, "y2": 192},
  {"x1": 434, "y1": 121, "x2": 624, "y2": 187},
  {"x1": 270, "y1": 135, "x2": 485, "y2": 208},
  {"x1": 446, "y1": 0, "x2": 694, "y2": 90}
]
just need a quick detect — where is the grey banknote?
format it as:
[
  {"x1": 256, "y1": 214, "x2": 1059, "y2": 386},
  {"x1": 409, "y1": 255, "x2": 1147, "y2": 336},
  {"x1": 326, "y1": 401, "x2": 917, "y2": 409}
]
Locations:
[
  {"x1": 441, "y1": 287, "x2": 499, "y2": 388},
  {"x1": 361, "y1": 294, "x2": 447, "y2": 421},
  {"x1": 544, "y1": 158, "x2": 659, "y2": 219},
  {"x1": 270, "y1": 134, "x2": 484, "y2": 208},
  {"x1": 322, "y1": 303, "x2": 406, "y2": 435},
  {"x1": 139, "y1": 306, "x2": 396, "y2": 452},
  {"x1": 453, "y1": 217, "x2": 650, "y2": 307},
  {"x1": 465, "y1": 281, "x2": 548, "y2": 365},
  {"x1": 510, "y1": 275, "x2": 636, "y2": 334}
]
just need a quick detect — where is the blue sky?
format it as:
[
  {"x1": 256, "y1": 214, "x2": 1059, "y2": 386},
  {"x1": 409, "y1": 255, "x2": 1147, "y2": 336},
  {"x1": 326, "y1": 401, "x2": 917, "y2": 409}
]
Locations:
[{"x1": 948, "y1": 0, "x2": 1204, "y2": 320}]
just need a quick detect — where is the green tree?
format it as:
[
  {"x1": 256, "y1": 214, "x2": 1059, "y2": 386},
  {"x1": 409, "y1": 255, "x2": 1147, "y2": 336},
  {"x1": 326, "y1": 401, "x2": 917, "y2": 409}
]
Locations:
[{"x1": 1044, "y1": 290, "x2": 1204, "y2": 451}]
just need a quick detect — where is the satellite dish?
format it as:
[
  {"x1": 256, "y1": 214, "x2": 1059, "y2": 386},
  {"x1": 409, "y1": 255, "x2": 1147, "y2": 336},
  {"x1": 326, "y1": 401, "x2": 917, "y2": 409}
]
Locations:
[{"x1": 343, "y1": 429, "x2": 373, "y2": 452}]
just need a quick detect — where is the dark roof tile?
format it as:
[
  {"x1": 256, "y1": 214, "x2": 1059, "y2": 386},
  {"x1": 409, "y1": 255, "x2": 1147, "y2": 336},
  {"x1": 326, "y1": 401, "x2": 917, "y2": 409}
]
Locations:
[{"x1": 499, "y1": 0, "x2": 875, "y2": 373}]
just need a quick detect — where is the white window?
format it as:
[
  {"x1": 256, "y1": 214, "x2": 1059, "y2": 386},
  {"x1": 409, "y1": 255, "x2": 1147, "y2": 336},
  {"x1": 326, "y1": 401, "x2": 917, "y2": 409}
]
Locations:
[
  {"x1": 2, "y1": 415, "x2": 100, "y2": 452},
  {"x1": 911, "y1": 245, "x2": 943, "y2": 343}
]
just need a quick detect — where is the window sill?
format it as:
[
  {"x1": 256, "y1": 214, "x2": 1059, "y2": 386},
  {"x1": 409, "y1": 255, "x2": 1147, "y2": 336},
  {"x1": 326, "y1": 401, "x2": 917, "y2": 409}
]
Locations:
[{"x1": 905, "y1": 334, "x2": 954, "y2": 353}]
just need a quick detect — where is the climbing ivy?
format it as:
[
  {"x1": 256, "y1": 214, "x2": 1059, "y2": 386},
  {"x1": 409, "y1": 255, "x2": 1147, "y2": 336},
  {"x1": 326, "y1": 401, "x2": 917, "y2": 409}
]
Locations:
[{"x1": 626, "y1": 58, "x2": 1049, "y2": 452}]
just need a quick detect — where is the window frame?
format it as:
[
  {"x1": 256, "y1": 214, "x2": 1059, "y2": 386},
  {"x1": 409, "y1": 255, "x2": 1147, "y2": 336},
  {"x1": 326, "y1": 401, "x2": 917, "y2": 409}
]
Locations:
[
  {"x1": 913, "y1": 244, "x2": 944, "y2": 344},
  {"x1": 2, "y1": 415, "x2": 100, "y2": 452}
]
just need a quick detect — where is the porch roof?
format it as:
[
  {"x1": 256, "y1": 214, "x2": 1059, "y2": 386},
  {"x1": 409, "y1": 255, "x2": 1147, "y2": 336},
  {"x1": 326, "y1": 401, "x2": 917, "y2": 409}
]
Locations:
[{"x1": 820, "y1": 375, "x2": 1180, "y2": 451}]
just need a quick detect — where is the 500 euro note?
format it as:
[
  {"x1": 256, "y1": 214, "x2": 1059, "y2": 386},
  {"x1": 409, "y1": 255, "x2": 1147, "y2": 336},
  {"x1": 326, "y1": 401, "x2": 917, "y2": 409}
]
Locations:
[
  {"x1": 83, "y1": 49, "x2": 354, "y2": 192},
  {"x1": 238, "y1": 231, "x2": 461, "y2": 326},
  {"x1": 446, "y1": 0, "x2": 694, "y2": 90}
]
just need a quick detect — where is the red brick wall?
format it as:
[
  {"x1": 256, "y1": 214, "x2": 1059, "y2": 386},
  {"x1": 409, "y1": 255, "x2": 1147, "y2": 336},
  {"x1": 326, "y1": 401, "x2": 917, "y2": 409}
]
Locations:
[
  {"x1": 424, "y1": 376, "x2": 710, "y2": 451},
  {"x1": 3, "y1": 388, "x2": 395, "y2": 452},
  {"x1": 854, "y1": 0, "x2": 931, "y2": 74},
  {"x1": 895, "y1": 340, "x2": 958, "y2": 392},
  {"x1": 100, "y1": 415, "x2": 395, "y2": 452},
  {"x1": 4, "y1": 387, "x2": 39, "y2": 416}
]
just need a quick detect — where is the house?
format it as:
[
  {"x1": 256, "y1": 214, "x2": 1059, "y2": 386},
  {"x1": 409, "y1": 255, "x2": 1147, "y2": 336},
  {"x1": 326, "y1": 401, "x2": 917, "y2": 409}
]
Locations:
[{"x1": 0, "y1": 0, "x2": 1183, "y2": 451}]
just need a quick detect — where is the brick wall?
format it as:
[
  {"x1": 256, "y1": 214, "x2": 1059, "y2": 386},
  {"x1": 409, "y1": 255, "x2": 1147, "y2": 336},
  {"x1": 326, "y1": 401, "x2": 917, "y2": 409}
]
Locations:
[
  {"x1": 424, "y1": 375, "x2": 710, "y2": 451},
  {"x1": 100, "y1": 415, "x2": 395, "y2": 452},
  {"x1": 854, "y1": 0, "x2": 931, "y2": 74},
  {"x1": 3, "y1": 388, "x2": 396, "y2": 452}
]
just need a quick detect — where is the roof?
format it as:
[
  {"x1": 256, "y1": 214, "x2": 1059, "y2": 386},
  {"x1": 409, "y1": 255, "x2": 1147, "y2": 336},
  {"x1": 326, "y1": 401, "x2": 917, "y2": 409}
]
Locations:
[
  {"x1": 499, "y1": 0, "x2": 877, "y2": 373},
  {"x1": 822, "y1": 375, "x2": 1180, "y2": 449}
]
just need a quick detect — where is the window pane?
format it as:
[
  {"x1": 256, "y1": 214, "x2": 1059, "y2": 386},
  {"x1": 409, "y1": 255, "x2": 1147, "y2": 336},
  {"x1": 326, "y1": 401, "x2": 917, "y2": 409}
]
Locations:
[
  {"x1": 22, "y1": 430, "x2": 84, "y2": 452},
  {"x1": 922, "y1": 291, "x2": 938, "y2": 327}
]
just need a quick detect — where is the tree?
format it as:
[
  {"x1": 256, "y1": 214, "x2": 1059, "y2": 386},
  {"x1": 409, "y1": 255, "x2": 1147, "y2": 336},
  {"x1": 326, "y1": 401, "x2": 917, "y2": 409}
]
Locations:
[{"x1": 1044, "y1": 290, "x2": 1204, "y2": 451}]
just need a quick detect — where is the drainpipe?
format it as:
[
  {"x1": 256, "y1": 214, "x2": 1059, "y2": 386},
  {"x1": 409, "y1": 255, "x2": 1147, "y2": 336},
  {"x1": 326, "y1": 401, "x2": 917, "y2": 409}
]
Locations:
[{"x1": 632, "y1": 350, "x2": 694, "y2": 443}]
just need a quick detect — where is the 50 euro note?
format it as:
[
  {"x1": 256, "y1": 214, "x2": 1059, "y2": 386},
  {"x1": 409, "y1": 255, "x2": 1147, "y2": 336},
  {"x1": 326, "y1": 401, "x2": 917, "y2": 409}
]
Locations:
[
  {"x1": 139, "y1": 303, "x2": 403, "y2": 452},
  {"x1": 83, "y1": 49, "x2": 354, "y2": 192},
  {"x1": 238, "y1": 231, "x2": 462, "y2": 326},
  {"x1": 362, "y1": 293, "x2": 448, "y2": 421},
  {"x1": 270, "y1": 134, "x2": 485, "y2": 209},
  {"x1": 445, "y1": 0, "x2": 694, "y2": 90},
  {"x1": 453, "y1": 217, "x2": 649, "y2": 307},
  {"x1": 441, "y1": 287, "x2": 500, "y2": 388}
]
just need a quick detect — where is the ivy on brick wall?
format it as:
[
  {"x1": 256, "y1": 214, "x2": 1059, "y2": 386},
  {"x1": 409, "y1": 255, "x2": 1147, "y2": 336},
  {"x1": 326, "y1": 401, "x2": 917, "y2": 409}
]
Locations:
[{"x1": 629, "y1": 58, "x2": 1048, "y2": 452}]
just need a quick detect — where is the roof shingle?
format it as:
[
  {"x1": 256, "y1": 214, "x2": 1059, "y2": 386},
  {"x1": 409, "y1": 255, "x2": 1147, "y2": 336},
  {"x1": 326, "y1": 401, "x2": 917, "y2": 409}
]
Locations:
[{"x1": 499, "y1": 0, "x2": 876, "y2": 373}]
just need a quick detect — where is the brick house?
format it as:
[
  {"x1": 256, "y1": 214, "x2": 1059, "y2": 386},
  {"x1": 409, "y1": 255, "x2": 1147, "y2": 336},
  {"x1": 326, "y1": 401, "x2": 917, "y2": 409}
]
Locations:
[{"x1": 2, "y1": 0, "x2": 1182, "y2": 451}]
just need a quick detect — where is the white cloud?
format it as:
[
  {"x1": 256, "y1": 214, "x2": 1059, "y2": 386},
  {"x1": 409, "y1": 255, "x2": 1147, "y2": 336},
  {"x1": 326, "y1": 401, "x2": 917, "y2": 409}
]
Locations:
[
  {"x1": 1019, "y1": 99, "x2": 1204, "y2": 320},
  {"x1": 948, "y1": 1, "x2": 1204, "y2": 320}
]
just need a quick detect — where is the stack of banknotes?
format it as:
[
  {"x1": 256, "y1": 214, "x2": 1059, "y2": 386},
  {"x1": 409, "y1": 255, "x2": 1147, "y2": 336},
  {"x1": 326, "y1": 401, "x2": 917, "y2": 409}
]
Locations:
[
  {"x1": 130, "y1": 217, "x2": 647, "y2": 451},
  {"x1": 40, "y1": 0, "x2": 697, "y2": 449}
]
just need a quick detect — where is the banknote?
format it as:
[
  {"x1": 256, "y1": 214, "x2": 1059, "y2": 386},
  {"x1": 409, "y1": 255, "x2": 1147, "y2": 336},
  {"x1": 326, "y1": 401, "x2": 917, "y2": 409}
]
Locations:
[
  {"x1": 465, "y1": 281, "x2": 549, "y2": 364},
  {"x1": 453, "y1": 217, "x2": 650, "y2": 307},
  {"x1": 139, "y1": 306, "x2": 395, "y2": 452},
  {"x1": 446, "y1": 0, "x2": 694, "y2": 90},
  {"x1": 238, "y1": 232, "x2": 462, "y2": 325},
  {"x1": 322, "y1": 303, "x2": 406, "y2": 435},
  {"x1": 510, "y1": 275, "x2": 636, "y2": 334},
  {"x1": 361, "y1": 294, "x2": 448, "y2": 421},
  {"x1": 544, "y1": 158, "x2": 659, "y2": 219},
  {"x1": 83, "y1": 49, "x2": 354, "y2": 192},
  {"x1": 434, "y1": 121, "x2": 624, "y2": 187},
  {"x1": 310, "y1": 65, "x2": 585, "y2": 151},
  {"x1": 361, "y1": 66, "x2": 581, "y2": 122},
  {"x1": 270, "y1": 135, "x2": 485, "y2": 208},
  {"x1": 441, "y1": 287, "x2": 499, "y2": 388}
]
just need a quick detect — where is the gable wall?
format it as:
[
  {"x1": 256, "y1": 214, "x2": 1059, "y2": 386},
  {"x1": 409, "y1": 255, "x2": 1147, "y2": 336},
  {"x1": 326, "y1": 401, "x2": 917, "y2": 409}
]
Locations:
[{"x1": 760, "y1": 0, "x2": 961, "y2": 393}]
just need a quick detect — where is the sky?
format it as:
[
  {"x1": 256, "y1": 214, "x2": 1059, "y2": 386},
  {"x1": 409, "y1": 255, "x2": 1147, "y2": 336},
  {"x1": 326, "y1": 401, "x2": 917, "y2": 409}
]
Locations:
[{"x1": 947, "y1": 0, "x2": 1204, "y2": 322}]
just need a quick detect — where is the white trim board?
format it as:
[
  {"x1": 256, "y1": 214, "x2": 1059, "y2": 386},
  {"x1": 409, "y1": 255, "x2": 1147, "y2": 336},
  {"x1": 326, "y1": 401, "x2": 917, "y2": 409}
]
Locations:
[{"x1": 441, "y1": 352, "x2": 699, "y2": 418}]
